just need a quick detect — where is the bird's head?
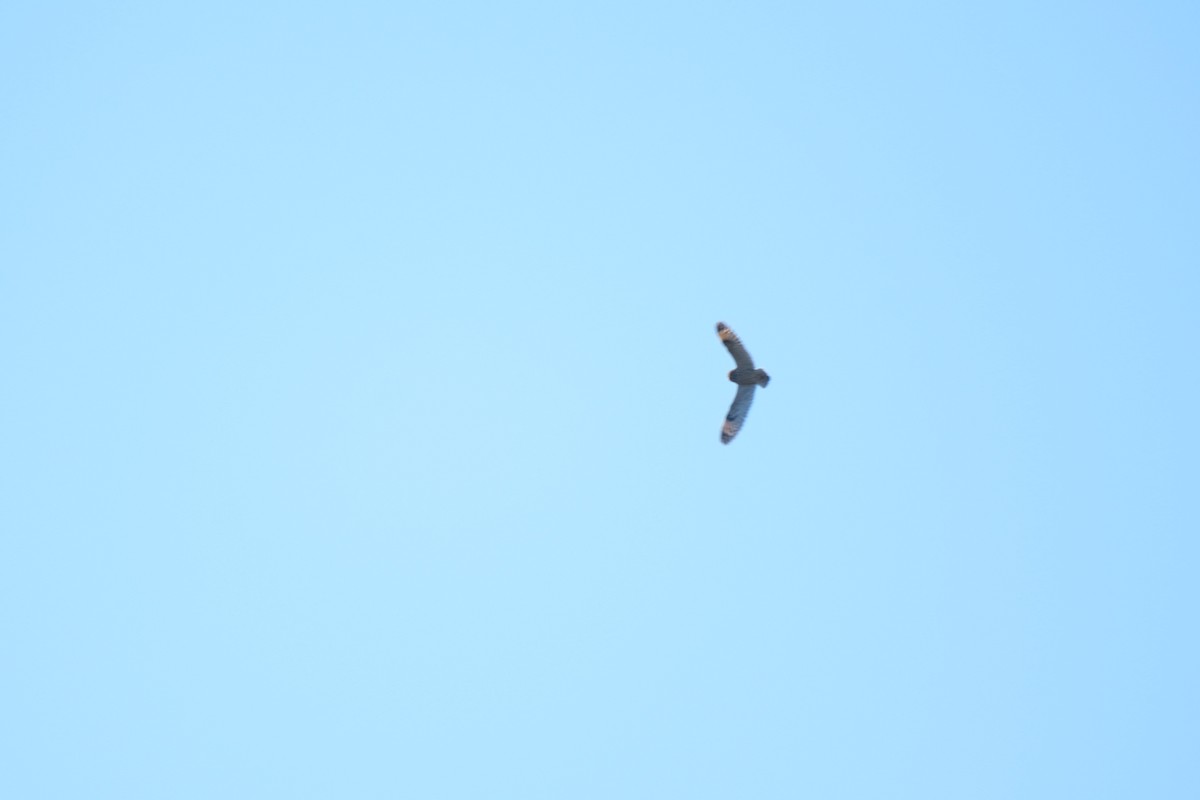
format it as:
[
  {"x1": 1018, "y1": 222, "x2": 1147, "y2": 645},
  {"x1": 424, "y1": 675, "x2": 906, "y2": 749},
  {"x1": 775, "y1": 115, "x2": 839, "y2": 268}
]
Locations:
[{"x1": 728, "y1": 369, "x2": 738, "y2": 383}]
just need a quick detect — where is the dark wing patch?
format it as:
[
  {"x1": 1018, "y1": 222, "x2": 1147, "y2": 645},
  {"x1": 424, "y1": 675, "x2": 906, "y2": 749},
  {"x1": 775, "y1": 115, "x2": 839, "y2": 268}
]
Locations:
[
  {"x1": 716, "y1": 322, "x2": 755, "y2": 370},
  {"x1": 721, "y1": 384, "x2": 756, "y2": 444}
]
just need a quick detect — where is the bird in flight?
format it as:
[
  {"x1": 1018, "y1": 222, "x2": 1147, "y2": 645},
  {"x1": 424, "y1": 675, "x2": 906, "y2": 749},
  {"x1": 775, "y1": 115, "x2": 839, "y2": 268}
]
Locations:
[{"x1": 716, "y1": 322, "x2": 770, "y2": 444}]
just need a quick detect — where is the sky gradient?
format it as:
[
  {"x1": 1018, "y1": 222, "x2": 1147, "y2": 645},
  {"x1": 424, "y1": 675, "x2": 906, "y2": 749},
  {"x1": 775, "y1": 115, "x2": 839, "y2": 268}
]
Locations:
[{"x1": 3, "y1": 2, "x2": 1198, "y2": 798}]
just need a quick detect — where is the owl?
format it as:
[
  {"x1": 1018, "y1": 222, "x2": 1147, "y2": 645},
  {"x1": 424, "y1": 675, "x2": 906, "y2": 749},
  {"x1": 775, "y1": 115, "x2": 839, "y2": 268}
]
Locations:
[{"x1": 716, "y1": 322, "x2": 770, "y2": 444}]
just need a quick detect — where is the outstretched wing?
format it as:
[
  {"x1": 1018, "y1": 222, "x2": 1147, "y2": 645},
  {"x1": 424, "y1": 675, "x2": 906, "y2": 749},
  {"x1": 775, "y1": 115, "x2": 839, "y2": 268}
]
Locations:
[
  {"x1": 716, "y1": 322, "x2": 755, "y2": 370},
  {"x1": 721, "y1": 384, "x2": 756, "y2": 444}
]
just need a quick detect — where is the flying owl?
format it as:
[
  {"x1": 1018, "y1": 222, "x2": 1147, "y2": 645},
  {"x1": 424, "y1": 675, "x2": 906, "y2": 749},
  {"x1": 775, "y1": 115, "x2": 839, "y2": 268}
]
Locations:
[{"x1": 716, "y1": 322, "x2": 770, "y2": 444}]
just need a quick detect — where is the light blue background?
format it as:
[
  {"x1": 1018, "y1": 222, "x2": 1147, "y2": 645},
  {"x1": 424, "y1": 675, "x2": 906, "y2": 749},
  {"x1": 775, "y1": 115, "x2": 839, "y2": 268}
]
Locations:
[{"x1": 3, "y1": 3, "x2": 1197, "y2": 798}]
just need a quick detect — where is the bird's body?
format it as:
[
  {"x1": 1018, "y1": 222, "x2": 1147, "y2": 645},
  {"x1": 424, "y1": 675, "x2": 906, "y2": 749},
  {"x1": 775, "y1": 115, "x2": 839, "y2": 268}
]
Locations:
[
  {"x1": 728, "y1": 367, "x2": 771, "y2": 386},
  {"x1": 716, "y1": 322, "x2": 770, "y2": 444}
]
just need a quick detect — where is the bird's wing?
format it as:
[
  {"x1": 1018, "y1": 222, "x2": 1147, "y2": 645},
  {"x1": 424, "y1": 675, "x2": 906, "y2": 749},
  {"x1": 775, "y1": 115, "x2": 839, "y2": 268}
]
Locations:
[
  {"x1": 716, "y1": 322, "x2": 755, "y2": 369},
  {"x1": 721, "y1": 384, "x2": 756, "y2": 444}
]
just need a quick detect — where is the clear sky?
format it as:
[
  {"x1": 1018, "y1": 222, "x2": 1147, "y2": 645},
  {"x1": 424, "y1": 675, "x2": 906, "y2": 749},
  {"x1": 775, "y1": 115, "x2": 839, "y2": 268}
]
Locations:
[{"x1": 2, "y1": 2, "x2": 1198, "y2": 798}]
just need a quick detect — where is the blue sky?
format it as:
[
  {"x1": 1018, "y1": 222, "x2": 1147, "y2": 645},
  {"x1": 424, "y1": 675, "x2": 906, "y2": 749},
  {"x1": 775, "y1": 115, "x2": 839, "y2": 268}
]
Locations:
[{"x1": 2, "y1": 2, "x2": 1198, "y2": 798}]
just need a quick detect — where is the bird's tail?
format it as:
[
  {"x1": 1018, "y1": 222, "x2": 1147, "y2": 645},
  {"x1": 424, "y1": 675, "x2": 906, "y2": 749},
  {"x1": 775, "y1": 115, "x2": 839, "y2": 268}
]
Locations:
[{"x1": 756, "y1": 369, "x2": 770, "y2": 387}]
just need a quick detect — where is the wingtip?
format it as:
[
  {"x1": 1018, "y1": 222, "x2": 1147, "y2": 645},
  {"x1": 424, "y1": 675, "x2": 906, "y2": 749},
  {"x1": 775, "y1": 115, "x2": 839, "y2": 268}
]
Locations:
[{"x1": 715, "y1": 321, "x2": 727, "y2": 332}]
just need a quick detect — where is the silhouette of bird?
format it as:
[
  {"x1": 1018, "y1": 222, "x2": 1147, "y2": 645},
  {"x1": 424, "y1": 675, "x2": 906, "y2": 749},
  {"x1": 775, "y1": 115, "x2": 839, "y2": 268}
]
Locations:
[{"x1": 716, "y1": 322, "x2": 770, "y2": 444}]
